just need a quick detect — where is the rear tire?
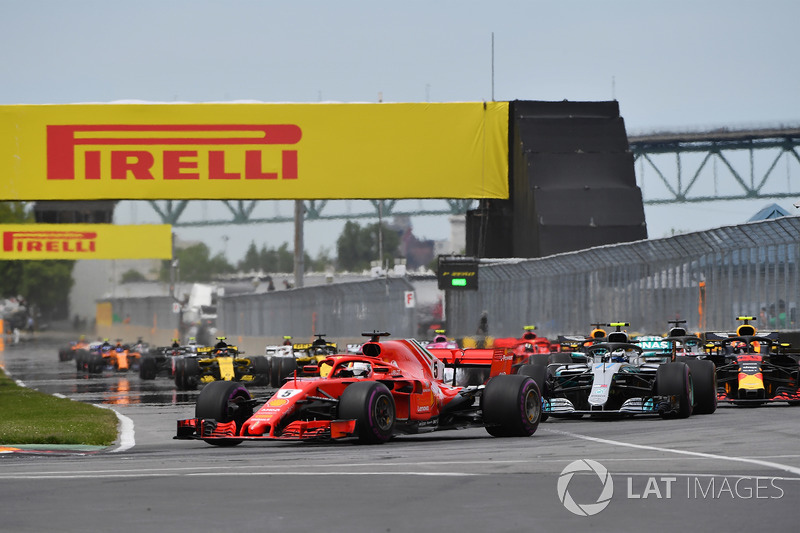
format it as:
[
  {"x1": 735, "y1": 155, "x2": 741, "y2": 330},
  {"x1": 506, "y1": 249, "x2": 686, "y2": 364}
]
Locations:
[
  {"x1": 547, "y1": 353, "x2": 573, "y2": 365},
  {"x1": 75, "y1": 350, "x2": 87, "y2": 371},
  {"x1": 251, "y1": 356, "x2": 270, "y2": 386},
  {"x1": 271, "y1": 357, "x2": 296, "y2": 388},
  {"x1": 195, "y1": 381, "x2": 253, "y2": 446},
  {"x1": 139, "y1": 356, "x2": 158, "y2": 380},
  {"x1": 175, "y1": 357, "x2": 199, "y2": 390},
  {"x1": 338, "y1": 381, "x2": 395, "y2": 444},
  {"x1": 483, "y1": 374, "x2": 541, "y2": 437},
  {"x1": 656, "y1": 362, "x2": 694, "y2": 418},
  {"x1": 88, "y1": 354, "x2": 104, "y2": 374},
  {"x1": 681, "y1": 358, "x2": 717, "y2": 414},
  {"x1": 526, "y1": 353, "x2": 550, "y2": 366}
]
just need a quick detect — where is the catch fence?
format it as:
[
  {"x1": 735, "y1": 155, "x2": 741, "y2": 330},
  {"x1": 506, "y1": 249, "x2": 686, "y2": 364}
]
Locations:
[{"x1": 446, "y1": 217, "x2": 800, "y2": 339}]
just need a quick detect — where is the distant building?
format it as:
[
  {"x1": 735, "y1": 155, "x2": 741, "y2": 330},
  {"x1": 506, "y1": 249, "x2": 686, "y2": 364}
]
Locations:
[{"x1": 748, "y1": 203, "x2": 790, "y2": 222}]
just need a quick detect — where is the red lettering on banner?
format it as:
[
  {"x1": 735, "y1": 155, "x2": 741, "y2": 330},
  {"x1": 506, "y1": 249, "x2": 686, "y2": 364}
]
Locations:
[
  {"x1": 46, "y1": 124, "x2": 302, "y2": 182},
  {"x1": 3, "y1": 231, "x2": 98, "y2": 255},
  {"x1": 209, "y1": 151, "x2": 239, "y2": 180},
  {"x1": 111, "y1": 151, "x2": 155, "y2": 180},
  {"x1": 164, "y1": 151, "x2": 199, "y2": 180},
  {"x1": 245, "y1": 151, "x2": 277, "y2": 180},
  {"x1": 283, "y1": 150, "x2": 298, "y2": 179},
  {"x1": 85, "y1": 151, "x2": 101, "y2": 180}
]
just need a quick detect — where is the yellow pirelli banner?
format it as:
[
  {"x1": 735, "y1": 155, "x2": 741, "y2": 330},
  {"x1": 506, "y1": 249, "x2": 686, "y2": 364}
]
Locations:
[
  {"x1": 0, "y1": 102, "x2": 509, "y2": 200},
  {"x1": 0, "y1": 224, "x2": 172, "y2": 260}
]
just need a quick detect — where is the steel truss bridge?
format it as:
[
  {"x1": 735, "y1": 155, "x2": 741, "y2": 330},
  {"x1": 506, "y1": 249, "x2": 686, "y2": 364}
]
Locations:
[{"x1": 143, "y1": 126, "x2": 800, "y2": 227}]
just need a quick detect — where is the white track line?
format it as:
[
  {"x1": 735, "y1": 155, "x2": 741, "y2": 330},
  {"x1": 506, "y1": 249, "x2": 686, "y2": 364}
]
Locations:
[
  {"x1": 544, "y1": 427, "x2": 800, "y2": 476},
  {"x1": 96, "y1": 405, "x2": 135, "y2": 453}
]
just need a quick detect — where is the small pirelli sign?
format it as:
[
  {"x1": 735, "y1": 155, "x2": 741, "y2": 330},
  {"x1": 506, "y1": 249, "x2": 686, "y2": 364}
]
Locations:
[{"x1": 0, "y1": 224, "x2": 172, "y2": 260}]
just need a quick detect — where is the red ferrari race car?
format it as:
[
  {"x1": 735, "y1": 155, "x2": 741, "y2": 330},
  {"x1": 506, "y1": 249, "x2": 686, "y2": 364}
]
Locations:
[
  {"x1": 428, "y1": 325, "x2": 557, "y2": 386},
  {"x1": 175, "y1": 332, "x2": 542, "y2": 445},
  {"x1": 703, "y1": 317, "x2": 800, "y2": 406}
]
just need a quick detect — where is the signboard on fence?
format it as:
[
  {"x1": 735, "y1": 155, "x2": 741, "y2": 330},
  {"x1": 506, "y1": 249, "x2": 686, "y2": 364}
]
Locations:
[{"x1": 0, "y1": 224, "x2": 172, "y2": 260}]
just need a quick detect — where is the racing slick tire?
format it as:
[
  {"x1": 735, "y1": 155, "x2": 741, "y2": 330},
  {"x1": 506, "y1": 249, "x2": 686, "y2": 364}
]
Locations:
[
  {"x1": 516, "y1": 364, "x2": 548, "y2": 396},
  {"x1": 58, "y1": 346, "x2": 71, "y2": 361},
  {"x1": 482, "y1": 374, "x2": 541, "y2": 437},
  {"x1": 139, "y1": 356, "x2": 158, "y2": 380},
  {"x1": 75, "y1": 350, "x2": 88, "y2": 371},
  {"x1": 271, "y1": 357, "x2": 295, "y2": 388},
  {"x1": 338, "y1": 381, "x2": 396, "y2": 444},
  {"x1": 516, "y1": 364, "x2": 549, "y2": 422},
  {"x1": 526, "y1": 353, "x2": 550, "y2": 367},
  {"x1": 195, "y1": 381, "x2": 254, "y2": 447},
  {"x1": 175, "y1": 357, "x2": 199, "y2": 390},
  {"x1": 656, "y1": 362, "x2": 694, "y2": 419},
  {"x1": 251, "y1": 356, "x2": 270, "y2": 386},
  {"x1": 174, "y1": 358, "x2": 187, "y2": 389},
  {"x1": 680, "y1": 358, "x2": 717, "y2": 414},
  {"x1": 547, "y1": 353, "x2": 573, "y2": 365},
  {"x1": 268, "y1": 357, "x2": 283, "y2": 388},
  {"x1": 88, "y1": 353, "x2": 104, "y2": 374}
]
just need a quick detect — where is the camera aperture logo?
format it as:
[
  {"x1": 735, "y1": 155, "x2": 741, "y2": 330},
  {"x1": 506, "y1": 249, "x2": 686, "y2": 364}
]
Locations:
[{"x1": 557, "y1": 459, "x2": 614, "y2": 516}]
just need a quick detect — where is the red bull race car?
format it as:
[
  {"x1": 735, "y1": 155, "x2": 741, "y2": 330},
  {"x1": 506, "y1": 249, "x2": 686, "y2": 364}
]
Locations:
[
  {"x1": 175, "y1": 332, "x2": 542, "y2": 445},
  {"x1": 703, "y1": 317, "x2": 800, "y2": 405}
]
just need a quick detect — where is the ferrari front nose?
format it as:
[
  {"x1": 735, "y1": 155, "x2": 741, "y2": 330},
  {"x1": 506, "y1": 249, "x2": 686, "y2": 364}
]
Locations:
[{"x1": 242, "y1": 418, "x2": 271, "y2": 436}]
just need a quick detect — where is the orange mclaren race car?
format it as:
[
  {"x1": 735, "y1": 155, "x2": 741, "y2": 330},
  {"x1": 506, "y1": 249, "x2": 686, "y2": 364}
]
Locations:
[
  {"x1": 75, "y1": 339, "x2": 142, "y2": 373},
  {"x1": 703, "y1": 317, "x2": 800, "y2": 405},
  {"x1": 175, "y1": 332, "x2": 542, "y2": 445}
]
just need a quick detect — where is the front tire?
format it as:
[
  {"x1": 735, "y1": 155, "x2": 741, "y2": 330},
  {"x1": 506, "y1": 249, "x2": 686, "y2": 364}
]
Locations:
[
  {"x1": 483, "y1": 374, "x2": 541, "y2": 437},
  {"x1": 517, "y1": 364, "x2": 549, "y2": 422},
  {"x1": 680, "y1": 358, "x2": 717, "y2": 414},
  {"x1": 656, "y1": 362, "x2": 694, "y2": 418},
  {"x1": 195, "y1": 381, "x2": 253, "y2": 446},
  {"x1": 338, "y1": 381, "x2": 395, "y2": 444}
]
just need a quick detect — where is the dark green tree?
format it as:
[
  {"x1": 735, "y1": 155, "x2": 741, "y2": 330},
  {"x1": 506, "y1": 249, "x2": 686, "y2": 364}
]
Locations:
[
  {"x1": 335, "y1": 221, "x2": 401, "y2": 272},
  {"x1": 160, "y1": 242, "x2": 234, "y2": 282},
  {"x1": 0, "y1": 202, "x2": 74, "y2": 320},
  {"x1": 238, "y1": 241, "x2": 261, "y2": 271},
  {"x1": 120, "y1": 269, "x2": 147, "y2": 283}
]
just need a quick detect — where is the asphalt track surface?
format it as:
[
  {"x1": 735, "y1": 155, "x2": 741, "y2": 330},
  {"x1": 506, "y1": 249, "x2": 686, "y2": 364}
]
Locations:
[{"x1": 2, "y1": 337, "x2": 799, "y2": 533}]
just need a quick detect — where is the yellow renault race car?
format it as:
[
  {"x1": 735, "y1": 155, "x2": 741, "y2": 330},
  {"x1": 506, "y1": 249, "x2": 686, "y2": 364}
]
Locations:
[
  {"x1": 174, "y1": 337, "x2": 270, "y2": 390},
  {"x1": 268, "y1": 334, "x2": 339, "y2": 387}
]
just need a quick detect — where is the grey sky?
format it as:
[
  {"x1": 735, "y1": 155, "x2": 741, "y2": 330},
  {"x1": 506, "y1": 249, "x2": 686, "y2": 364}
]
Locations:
[{"x1": 3, "y1": 0, "x2": 799, "y2": 260}]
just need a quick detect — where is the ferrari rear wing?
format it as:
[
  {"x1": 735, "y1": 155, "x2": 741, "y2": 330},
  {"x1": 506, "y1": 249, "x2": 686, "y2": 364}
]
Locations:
[{"x1": 427, "y1": 347, "x2": 518, "y2": 378}]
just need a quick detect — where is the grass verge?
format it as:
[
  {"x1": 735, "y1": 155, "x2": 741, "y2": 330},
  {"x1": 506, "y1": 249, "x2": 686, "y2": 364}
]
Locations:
[{"x1": 0, "y1": 367, "x2": 118, "y2": 446}]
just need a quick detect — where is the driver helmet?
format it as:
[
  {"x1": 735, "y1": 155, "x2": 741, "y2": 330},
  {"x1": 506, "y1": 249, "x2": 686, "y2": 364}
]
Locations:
[
  {"x1": 610, "y1": 349, "x2": 627, "y2": 363},
  {"x1": 351, "y1": 362, "x2": 371, "y2": 378}
]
